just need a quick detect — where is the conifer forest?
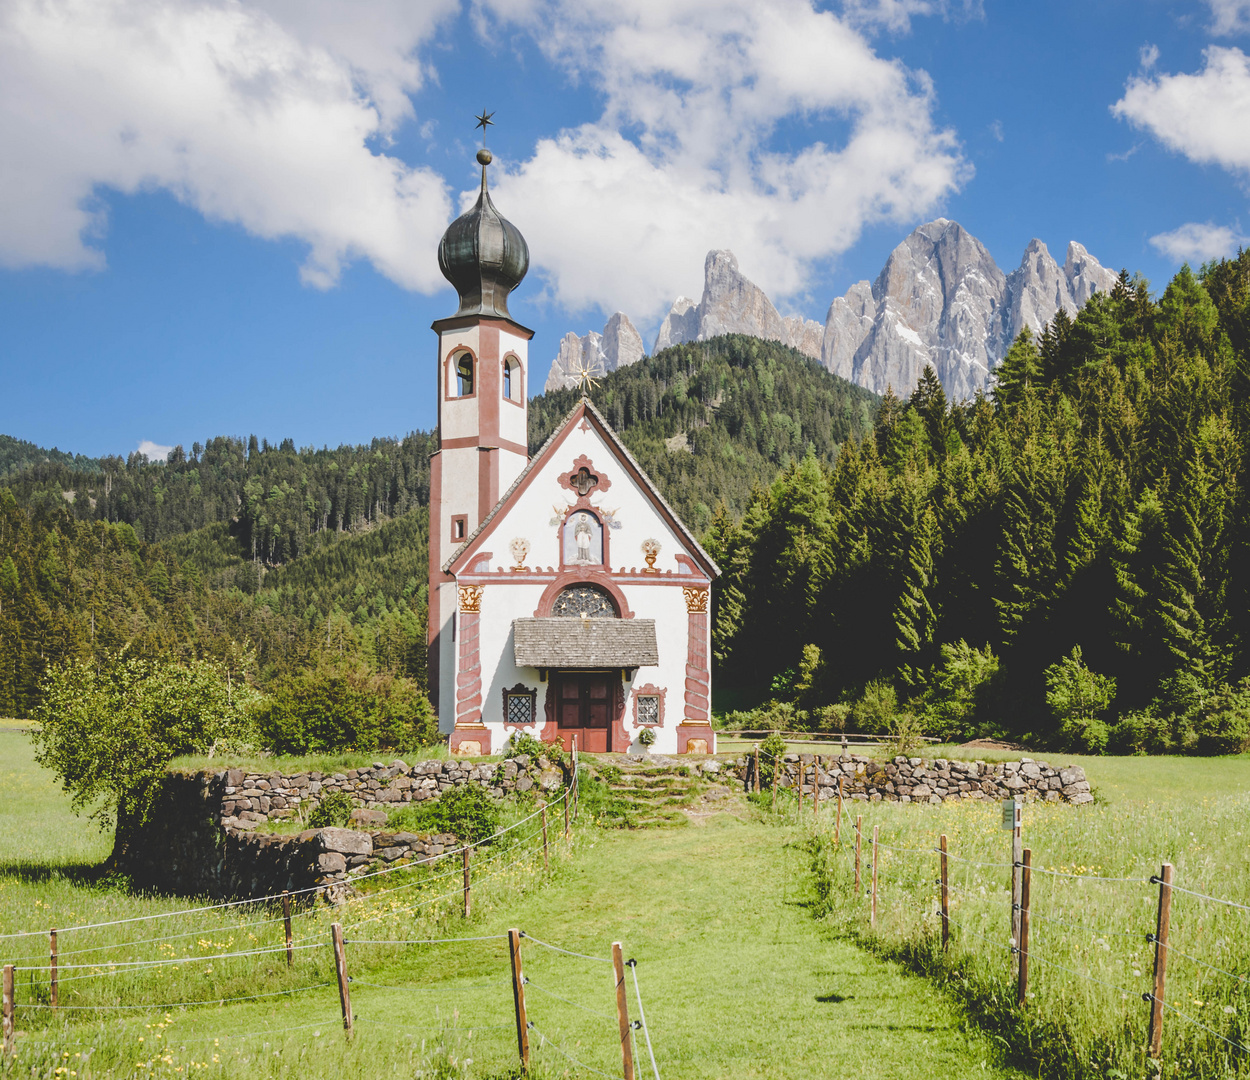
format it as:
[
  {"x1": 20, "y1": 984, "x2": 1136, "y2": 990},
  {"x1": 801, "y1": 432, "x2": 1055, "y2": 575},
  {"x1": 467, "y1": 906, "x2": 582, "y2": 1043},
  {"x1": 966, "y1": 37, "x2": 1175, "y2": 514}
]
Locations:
[{"x1": 4, "y1": 252, "x2": 1250, "y2": 755}]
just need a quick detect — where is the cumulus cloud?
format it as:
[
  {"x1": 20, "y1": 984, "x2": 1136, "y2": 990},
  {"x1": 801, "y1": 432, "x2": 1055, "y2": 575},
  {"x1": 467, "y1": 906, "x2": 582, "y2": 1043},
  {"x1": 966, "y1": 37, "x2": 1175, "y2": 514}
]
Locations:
[
  {"x1": 137, "y1": 440, "x2": 175, "y2": 462},
  {"x1": 0, "y1": 0, "x2": 456, "y2": 289},
  {"x1": 843, "y1": 0, "x2": 983, "y2": 33},
  {"x1": 481, "y1": 0, "x2": 969, "y2": 319},
  {"x1": 1112, "y1": 46, "x2": 1250, "y2": 179},
  {"x1": 1150, "y1": 222, "x2": 1249, "y2": 262},
  {"x1": 1207, "y1": 0, "x2": 1250, "y2": 35}
]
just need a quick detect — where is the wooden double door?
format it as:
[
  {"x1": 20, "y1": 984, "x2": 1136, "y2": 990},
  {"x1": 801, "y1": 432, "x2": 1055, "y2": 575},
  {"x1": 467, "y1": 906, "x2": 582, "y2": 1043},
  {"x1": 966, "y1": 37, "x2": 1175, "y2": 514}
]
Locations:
[{"x1": 554, "y1": 671, "x2": 614, "y2": 753}]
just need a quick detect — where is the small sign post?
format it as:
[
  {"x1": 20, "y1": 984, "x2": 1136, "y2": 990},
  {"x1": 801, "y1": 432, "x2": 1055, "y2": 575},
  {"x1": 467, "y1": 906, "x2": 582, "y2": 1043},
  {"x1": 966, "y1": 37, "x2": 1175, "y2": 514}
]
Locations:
[{"x1": 1002, "y1": 798, "x2": 1024, "y2": 965}]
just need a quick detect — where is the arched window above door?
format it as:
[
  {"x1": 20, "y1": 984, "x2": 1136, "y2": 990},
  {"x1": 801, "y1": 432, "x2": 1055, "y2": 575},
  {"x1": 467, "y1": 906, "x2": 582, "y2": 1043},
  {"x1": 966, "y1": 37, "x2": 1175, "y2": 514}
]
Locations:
[{"x1": 551, "y1": 583, "x2": 618, "y2": 618}]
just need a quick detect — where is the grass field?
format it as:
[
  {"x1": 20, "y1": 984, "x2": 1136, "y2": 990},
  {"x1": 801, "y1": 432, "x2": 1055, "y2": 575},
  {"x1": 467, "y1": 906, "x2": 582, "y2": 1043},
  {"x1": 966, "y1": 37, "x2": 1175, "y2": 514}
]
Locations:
[
  {"x1": 0, "y1": 724, "x2": 1031, "y2": 1079},
  {"x1": 795, "y1": 750, "x2": 1250, "y2": 1079}
]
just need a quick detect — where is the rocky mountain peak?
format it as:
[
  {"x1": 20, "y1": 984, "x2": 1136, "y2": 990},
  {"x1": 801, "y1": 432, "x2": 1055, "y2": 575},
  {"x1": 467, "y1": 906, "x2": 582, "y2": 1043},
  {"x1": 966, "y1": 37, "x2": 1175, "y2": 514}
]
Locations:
[{"x1": 545, "y1": 312, "x2": 644, "y2": 392}]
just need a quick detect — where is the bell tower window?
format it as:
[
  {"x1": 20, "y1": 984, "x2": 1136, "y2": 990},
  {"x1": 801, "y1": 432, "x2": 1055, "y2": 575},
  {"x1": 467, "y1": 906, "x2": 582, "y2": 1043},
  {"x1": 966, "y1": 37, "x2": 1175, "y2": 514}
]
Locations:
[
  {"x1": 503, "y1": 357, "x2": 521, "y2": 402},
  {"x1": 453, "y1": 354, "x2": 475, "y2": 397}
]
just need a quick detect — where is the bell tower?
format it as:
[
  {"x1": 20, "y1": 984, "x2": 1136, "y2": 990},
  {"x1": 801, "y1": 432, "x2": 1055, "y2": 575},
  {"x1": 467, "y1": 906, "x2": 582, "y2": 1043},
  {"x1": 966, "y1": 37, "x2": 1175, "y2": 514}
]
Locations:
[{"x1": 428, "y1": 132, "x2": 532, "y2": 724}]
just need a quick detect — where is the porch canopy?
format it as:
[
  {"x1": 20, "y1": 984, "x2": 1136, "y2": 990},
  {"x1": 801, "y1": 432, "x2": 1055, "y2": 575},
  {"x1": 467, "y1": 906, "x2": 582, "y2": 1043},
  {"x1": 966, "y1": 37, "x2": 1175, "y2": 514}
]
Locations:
[{"x1": 512, "y1": 617, "x2": 659, "y2": 669}]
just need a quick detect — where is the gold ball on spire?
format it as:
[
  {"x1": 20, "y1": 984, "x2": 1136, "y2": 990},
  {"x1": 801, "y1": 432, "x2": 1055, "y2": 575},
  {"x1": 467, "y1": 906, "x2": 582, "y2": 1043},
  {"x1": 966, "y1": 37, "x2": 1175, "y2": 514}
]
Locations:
[{"x1": 476, "y1": 148, "x2": 492, "y2": 166}]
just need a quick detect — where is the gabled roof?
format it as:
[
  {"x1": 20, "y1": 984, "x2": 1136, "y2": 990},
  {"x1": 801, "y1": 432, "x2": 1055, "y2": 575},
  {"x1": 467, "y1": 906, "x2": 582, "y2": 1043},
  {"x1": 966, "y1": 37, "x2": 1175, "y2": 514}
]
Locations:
[
  {"x1": 443, "y1": 397, "x2": 721, "y2": 578},
  {"x1": 513, "y1": 617, "x2": 660, "y2": 667}
]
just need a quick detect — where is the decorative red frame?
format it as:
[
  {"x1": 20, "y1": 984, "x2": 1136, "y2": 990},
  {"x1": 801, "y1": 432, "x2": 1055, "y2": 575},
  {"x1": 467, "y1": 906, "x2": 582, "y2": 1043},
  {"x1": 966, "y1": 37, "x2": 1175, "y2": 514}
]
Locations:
[
  {"x1": 533, "y1": 571, "x2": 634, "y2": 618},
  {"x1": 450, "y1": 514, "x2": 468, "y2": 542},
  {"x1": 444, "y1": 346, "x2": 478, "y2": 401},
  {"x1": 558, "y1": 455, "x2": 612, "y2": 498},
  {"x1": 631, "y1": 683, "x2": 666, "y2": 727},
  {"x1": 502, "y1": 353, "x2": 525, "y2": 408},
  {"x1": 501, "y1": 682, "x2": 538, "y2": 728}
]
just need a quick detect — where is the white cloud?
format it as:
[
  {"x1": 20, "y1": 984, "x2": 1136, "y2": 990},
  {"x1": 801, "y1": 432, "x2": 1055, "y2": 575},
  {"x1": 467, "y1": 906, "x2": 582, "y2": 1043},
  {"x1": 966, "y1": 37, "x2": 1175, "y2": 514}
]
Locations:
[
  {"x1": 1207, "y1": 0, "x2": 1250, "y2": 35},
  {"x1": 1140, "y1": 43, "x2": 1159, "y2": 70},
  {"x1": 0, "y1": 0, "x2": 456, "y2": 289},
  {"x1": 842, "y1": 0, "x2": 983, "y2": 34},
  {"x1": 1112, "y1": 46, "x2": 1250, "y2": 179},
  {"x1": 1149, "y1": 222, "x2": 1248, "y2": 262},
  {"x1": 480, "y1": 0, "x2": 969, "y2": 320},
  {"x1": 989, "y1": 119, "x2": 1004, "y2": 142},
  {"x1": 137, "y1": 440, "x2": 175, "y2": 462}
]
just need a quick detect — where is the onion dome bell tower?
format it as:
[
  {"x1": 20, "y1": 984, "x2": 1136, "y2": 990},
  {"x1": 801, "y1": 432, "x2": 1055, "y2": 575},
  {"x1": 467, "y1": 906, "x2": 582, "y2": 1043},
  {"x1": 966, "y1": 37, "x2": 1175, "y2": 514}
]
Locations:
[{"x1": 428, "y1": 122, "x2": 534, "y2": 727}]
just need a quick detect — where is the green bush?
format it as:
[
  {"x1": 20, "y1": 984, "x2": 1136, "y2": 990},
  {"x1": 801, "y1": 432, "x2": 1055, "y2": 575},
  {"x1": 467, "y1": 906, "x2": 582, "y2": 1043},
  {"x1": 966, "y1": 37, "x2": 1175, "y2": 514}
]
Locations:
[
  {"x1": 1044, "y1": 646, "x2": 1116, "y2": 753},
  {"x1": 1181, "y1": 680, "x2": 1250, "y2": 755},
  {"x1": 504, "y1": 731, "x2": 563, "y2": 765},
  {"x1": 387, "y1": 783, "x2": 501, "y2": 844},
  {"x1": 849, "y1": 680, "x2": 897, "y2": 735},
  {"x1": 308, "y1": 790, "x2": 354, "y2": 829},
  {"x1": 914, "y1": 640, "x2": 1002, "y2": 741},
  {"x1": 255, "y1": 661, "x2": 437, "y2": 755}
]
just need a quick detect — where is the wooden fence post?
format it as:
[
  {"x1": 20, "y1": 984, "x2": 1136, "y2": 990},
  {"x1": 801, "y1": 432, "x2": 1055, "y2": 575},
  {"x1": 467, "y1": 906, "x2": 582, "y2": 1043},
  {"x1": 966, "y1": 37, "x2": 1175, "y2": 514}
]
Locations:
[
  {"x1": 835, "y1": 776, "x2": 844, "y2": 846},
  {"x1": 463, "y1": 846, "x2": 472, "y2": 919},
  {"x1": 771, "y1": 754, "x2": 779, "y2": 814},
  {"x1": 572, "y1": 735, "x2": 581, "y2": 822},
  {"x1": 49, "y1": 928, "x2": 58, "y2": 1010},
  {"x1": 612, "y1": 942, "x2": 636, "y2": 1080},
  {"x1": 2, "y1": 963, "x2": 13, "y2": 1057},
  {"x1": 813, "y1": 759, "x2": 820, "y2": 825},
  {"x1": 939, "y1": 835, "x2": 949, "y2": 953},
  {"x1": 331, "y1": 923, "x2": 352, "y2": 1036},
  {"x1": 282, "y1": 893, "x2": 292, "y2": 967},
  {"x1": 541, "y1": 802, "x2": 549, "y2": 872},
  {"x1": 1147, "y1": 863, "x2": 1174, "y2": 1058},
  {"x1": 854, "y1": 814, "x2": 862, "y2": 892},
  {"x1": 871, "y1": 825, "x2": 879, "y2": 929},
  {"x1": 508, "y1": 929, "x2": 530, "y2": 1073},
  {"x1": 797, "y1": 761, "x2": 805, "y2": 814},
  {"x1": 1017, "y1": 849, "x2": 1032, "y2": 1007},
  {"x1": 753, "y1": 747, "x2": 760, "y2": 794},
  {"x1": 564, "y1": 784, "x2": 571, "y2": 841}
]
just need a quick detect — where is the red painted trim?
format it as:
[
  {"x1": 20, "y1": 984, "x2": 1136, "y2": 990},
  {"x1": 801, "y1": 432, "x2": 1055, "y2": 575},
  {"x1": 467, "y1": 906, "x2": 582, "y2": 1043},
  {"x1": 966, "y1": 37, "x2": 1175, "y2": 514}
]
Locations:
[
  {"x1": 502, "y1": 352, "x2": 525, "y2": 407},
  {"x1": 613, "y1": 678, "x2": 628, "y2": 752},
  {"x1": 441, "y1": 435, "x2": 528, "y2": 456},
  {"x1": 478, "y1": 325, "x2": 501, "y2": 446},
  {"x1": 684, "y1": 609, "x2": 711, "y2": 722},
  {"x1": 501, "y1": 682, "x2": 538, "y2": 729},
  {"x1": 554, "y1": 504, "x2": 613, "y2": 573},
  {"x1": 432, "y1": 314, "x2": 535, "y2": 340},
  {"x1": 477, "y1": 448, "x2": 496, "y2": 524},
  {"x1": 454, "y1": 570, "x2": 710, "y2": 586},
  {"x1": 630, "y1": 683, "x2": 667, "y2": 728},
  {"x1": 450, "y1": 726, "x2": 491, "y2": 755},
  {"x1": 444, "y1": 346, "x2": 478, "y2": 401},
  {"x1": 676, "y1": 723, "x2": 714, "y2": 754},
  {"x1": 558, "y1": 455, "x2": 612, "y2": 498},
  {"x1": 533, "y1": 571, "x2": 635, "y2": 619},
  {"x1": 451, "y1": 514, "x2": 468, "y2": 543},
  {"x1": 456, "y1": 609, "x2": 483, "y2": 725},
  {"x1": 446, "y1": 399, "x2": 717, "y2": 578}
]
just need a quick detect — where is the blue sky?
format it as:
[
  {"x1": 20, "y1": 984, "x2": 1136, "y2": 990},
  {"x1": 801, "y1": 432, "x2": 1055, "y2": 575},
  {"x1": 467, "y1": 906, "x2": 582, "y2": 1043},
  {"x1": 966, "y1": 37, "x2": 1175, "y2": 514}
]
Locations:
[{"x1": 2, "y1": 0, "x2": 1249, "y2": 458}]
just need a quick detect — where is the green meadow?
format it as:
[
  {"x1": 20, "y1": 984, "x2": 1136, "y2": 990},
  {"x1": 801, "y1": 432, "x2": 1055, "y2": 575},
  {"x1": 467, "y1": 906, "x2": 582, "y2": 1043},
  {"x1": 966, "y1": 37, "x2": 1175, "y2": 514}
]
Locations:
[{"x1": 2, "y1": 721, "x2": 1247, "y2": 1078}]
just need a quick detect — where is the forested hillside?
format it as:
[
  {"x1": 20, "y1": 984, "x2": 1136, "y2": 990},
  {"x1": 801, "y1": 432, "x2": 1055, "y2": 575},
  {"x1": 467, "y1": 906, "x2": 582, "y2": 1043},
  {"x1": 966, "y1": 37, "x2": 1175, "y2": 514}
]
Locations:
[
  {"x1": 0, "y1": 434, "x2": 99, "y2": 479},
  {"x1": 711, "y1": 255, "x2": 1250, "y2": 753},
  {"x1": 532, "y1": 334, "x2": 879, "y2": 532},
  {"x1": 1, "y1": 335, "x2": 874, "y2": 717}
]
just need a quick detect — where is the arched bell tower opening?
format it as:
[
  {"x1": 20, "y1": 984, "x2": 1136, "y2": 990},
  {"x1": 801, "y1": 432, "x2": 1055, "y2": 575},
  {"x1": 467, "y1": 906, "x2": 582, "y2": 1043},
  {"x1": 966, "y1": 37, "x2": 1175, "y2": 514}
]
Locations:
[{"x1": 428, "y1": 138, "x2": 533, "y2": 726}]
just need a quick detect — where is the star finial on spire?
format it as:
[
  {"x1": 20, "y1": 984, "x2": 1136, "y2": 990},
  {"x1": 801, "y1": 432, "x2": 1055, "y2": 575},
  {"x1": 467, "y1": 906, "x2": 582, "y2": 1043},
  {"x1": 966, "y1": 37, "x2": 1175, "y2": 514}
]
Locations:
[{"x1": 475, "y1": 109, "x2": 495, "y2": 148}]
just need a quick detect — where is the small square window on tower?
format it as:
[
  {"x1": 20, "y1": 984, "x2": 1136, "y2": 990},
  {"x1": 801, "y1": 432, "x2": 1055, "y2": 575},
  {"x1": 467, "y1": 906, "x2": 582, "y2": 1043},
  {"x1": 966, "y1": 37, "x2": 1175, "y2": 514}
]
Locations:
[{"x1": 451, "y1": 515, "x2": 467, "y2": 541}]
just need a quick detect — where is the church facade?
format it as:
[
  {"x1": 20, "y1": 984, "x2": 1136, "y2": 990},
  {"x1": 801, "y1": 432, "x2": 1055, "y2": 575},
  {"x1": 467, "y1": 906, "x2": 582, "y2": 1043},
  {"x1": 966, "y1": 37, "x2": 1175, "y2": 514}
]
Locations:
[{"x1": 427, "y1": 146, "x2": 719, "y2": 756}]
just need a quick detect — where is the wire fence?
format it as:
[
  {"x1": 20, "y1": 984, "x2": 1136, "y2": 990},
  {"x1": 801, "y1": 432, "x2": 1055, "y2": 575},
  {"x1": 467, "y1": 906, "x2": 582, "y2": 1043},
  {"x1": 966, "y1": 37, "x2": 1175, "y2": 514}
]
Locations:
[{"x1": 804, "y1": 799, "x2": 1250, "y2": 1073}]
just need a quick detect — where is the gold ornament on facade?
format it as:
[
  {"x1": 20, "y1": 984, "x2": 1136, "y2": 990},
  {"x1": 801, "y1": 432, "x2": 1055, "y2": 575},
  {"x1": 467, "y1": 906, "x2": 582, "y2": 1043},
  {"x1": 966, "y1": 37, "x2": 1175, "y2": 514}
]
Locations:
[
  {"x1": 683, "y1": 586, "x2": 709, "y2": 613},
  {"x1": 509, "y1": 537, "x2": 530, "y2": 571},
  {"x1": 641, "y1": 537, "x2": 661, "y2": 573},
  {"x1": 458, "y1": 584, "x2": 484, "y2": 613}
]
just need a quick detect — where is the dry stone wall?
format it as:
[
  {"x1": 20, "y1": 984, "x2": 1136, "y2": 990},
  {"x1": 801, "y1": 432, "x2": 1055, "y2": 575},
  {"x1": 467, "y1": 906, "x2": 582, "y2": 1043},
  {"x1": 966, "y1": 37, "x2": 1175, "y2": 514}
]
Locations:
[
  {"x1": 740, "y1": 753, "x2": 1092, "y2": 805},
  {"x1": 115, "y1": 756, "x2": 562, "y2": 901}
]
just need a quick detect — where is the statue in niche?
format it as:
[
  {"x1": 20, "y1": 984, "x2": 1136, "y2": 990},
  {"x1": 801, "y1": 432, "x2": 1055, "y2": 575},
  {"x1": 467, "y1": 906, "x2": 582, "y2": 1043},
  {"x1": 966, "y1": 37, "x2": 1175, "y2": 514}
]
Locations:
[{"x1": 563, "y1": 510, "x2": 603, "y2": 565}]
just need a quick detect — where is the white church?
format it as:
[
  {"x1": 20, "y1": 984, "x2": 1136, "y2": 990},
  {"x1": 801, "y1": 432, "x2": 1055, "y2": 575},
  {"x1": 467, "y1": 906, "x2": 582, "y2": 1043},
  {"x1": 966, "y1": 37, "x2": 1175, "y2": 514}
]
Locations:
[{"x1": 427, "y1": 145, "x2": 720, "y2": 756}]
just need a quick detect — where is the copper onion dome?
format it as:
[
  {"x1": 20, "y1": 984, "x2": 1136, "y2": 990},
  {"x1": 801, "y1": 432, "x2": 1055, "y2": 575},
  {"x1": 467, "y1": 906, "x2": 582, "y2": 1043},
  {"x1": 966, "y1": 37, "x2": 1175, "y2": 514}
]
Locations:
[{"x1": 437, "y1": 148, "x2": 529, "y2": 321}]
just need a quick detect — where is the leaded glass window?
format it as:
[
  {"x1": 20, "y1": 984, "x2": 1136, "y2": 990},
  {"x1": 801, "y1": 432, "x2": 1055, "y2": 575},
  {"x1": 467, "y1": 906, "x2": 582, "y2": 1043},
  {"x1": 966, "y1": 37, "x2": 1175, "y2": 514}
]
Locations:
[
  {"x1": 506, "y1": 692, "x2": 534, "y2": 726},
  {"x1": 637, "y1": 695, "x2": 660, "y2": 725},
  {"x1": 551, "y1": 584, "x2": 617, "y2": 618}
]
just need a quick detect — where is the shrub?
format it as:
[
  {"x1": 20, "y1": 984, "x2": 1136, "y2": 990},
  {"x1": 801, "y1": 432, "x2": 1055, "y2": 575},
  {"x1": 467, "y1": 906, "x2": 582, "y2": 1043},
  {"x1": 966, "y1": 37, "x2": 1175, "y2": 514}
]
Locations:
[
  {"x1": 813, "y1": 703, "x2": 850, "y2": 734},
  {"x1": 387, "y1": 784, "x2": 501, "y2": 844},
  {"x1": 1044, "y1": 646, "x2": 1116, "y2": 753},
  {"x1": 31, "y1": 655, "x2": 259, "y2": 830},
  {"x1": 1181, "y1": 680, "x2": 1250, "y2": 755},
  {"x1": 850, "y1": 680, "x2": 897, "y2": 735},
  {"x1": 255, "y1": 661, "x2": 437, "y2": 755},
  {"x1": 758, "y1": 730, "x2": 788, "y2": 764},
  {"x1": 308, "y1": 791, "x2": 354, "y2": 829},
  {"x1": 885, "y1": 711, "x2": 926, "y2": 756},
  {"x1": 915, "y1": 640, "x2": 1002, "y2": 741},
  {"x1": 637, "y1": 727, "x2": 656, "y2": 748}
]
